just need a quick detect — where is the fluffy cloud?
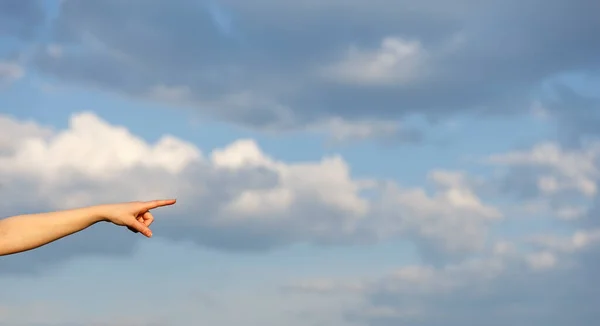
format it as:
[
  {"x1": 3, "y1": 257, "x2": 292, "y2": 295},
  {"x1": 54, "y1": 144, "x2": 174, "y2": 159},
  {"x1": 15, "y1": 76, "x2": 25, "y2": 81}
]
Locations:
[
  {"x1": 15, "y1": 0, "x2": 598, "y2": 135},
  {"x1": 4, "y1": 112, "x2": 599, "y2": 277},
  {"x1": 0, "y1": 112, "x2": 499, "y2": 273}
]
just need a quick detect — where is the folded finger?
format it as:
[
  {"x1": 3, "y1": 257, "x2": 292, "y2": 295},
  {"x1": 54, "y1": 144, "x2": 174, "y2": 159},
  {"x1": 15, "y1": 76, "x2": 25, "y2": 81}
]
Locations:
[
  {"x1": 128, "y1": 219, "x2": 152, "y2": 238},
  {"x1": 142, "y1": 211, "x2": 155, "y2": 226}
]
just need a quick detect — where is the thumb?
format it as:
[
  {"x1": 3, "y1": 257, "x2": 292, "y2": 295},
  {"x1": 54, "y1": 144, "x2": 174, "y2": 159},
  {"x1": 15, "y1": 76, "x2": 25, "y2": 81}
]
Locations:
[{"x1": 127, "y1": 219, "x2": 153, "y2": 238}]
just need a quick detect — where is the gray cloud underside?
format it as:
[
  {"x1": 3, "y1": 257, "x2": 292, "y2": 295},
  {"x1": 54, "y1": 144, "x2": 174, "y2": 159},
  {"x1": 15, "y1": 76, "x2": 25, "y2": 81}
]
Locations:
[
  {"x1": 3, "y1": 0, "x2": 597, "y2": 131},
  {"x1": 0, "y1": 0, "x2": 45, "y2": 40}
]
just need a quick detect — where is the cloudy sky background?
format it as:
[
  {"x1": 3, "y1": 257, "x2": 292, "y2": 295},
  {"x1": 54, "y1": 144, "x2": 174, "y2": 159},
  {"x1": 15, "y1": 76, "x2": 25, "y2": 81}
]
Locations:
[{"x1": 1, "y1": 0, "x2": 600, "y2": 325}]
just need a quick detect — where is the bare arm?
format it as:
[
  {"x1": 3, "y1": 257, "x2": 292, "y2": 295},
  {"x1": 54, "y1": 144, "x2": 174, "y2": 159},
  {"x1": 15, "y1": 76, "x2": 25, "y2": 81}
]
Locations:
[
  {"x1": 0, "y1": 199, "x2": 176, "y2": 256},
  {"x1": 0, "y1": 206, "x2": 106, "y2": 256}
]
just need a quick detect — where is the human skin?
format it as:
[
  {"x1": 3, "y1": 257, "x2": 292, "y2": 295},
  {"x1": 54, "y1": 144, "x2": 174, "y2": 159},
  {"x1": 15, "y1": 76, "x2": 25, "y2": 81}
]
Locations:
[{"x1": 0, "y1": 199, "x2": 176, "y2": 256}]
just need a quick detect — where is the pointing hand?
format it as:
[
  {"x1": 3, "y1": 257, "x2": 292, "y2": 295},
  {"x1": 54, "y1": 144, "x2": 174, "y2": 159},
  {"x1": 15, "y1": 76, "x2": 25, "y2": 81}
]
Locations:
[{"x1": 98, "y1": 199, "x2": 177, "y2": 237}]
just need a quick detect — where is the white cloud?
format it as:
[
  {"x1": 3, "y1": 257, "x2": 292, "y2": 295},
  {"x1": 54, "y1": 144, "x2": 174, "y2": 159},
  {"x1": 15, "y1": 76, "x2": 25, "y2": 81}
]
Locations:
[
  {"x1": 368, "y1": 170, "x2": 501, "y2": 253},
  {"x1": 322, "y1": 37, "x2": 428, "y2": 86},
  {"x1": 0, "y1": 112, "x2": 500, "y2": 272},
  {"x1": 0, "y1": 112, "x2": 201, "y2": 180},
  {"x1": 0, "y1": 114, "x2": 53, "y2": 153},
  {"x1": 213, "y1": 139, "x2": 369, "y2": 219}
]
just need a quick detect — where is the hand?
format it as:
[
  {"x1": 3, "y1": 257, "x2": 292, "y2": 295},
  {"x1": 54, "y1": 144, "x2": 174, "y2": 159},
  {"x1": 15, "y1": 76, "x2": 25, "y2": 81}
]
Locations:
[{"x1": 98, "y1": 199, "x2": 176, "y2": 238}]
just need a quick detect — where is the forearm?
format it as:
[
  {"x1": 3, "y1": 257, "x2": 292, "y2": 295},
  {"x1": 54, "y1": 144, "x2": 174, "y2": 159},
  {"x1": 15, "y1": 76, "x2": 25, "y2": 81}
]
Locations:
[{"x1": 0, "y1": 206, "x2": 106, "y2": 256}]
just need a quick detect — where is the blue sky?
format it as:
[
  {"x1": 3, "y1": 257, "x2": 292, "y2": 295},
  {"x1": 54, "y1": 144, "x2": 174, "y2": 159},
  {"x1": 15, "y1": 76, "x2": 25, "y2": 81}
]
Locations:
[{"x1": 1, "y1": 1, "x2": 600, "y2": 325}]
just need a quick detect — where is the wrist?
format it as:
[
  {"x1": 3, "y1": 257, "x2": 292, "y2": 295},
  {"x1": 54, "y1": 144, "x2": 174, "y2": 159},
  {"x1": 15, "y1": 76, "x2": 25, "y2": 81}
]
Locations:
[{"x1": 83, "y1": 205, "x2": 110, "y2": 224}]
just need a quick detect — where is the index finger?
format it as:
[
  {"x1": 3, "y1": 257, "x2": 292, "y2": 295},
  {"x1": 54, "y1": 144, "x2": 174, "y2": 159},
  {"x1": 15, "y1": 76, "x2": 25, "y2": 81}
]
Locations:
[{"x1": 141, "y1": 199, "x2": 177, "y2": 210}]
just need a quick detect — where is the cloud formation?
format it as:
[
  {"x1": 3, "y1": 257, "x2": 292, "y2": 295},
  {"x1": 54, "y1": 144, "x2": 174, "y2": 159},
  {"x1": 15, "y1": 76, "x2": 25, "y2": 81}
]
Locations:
[
  {"x1": 1, "y1": 1, "x2": 599, "y2": 325},
  {"x1": 281, "y1": 138, "x2": 600, "y2": 325},
  {"x1": 0, "y1": 112, "x2": 500, "y2": 273},
  {"x1": 6, "y1": 112, "x2": 598, "y2": 275},
  {"x1": 289, "y1": 228, "x2": 600, "y2": 326},
  {"x1": 485, "y1": 141, "x2": 600, "y2": 220},
  {"x1": 5, "y1": 0, "x2": 594, "y2": 136}
]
